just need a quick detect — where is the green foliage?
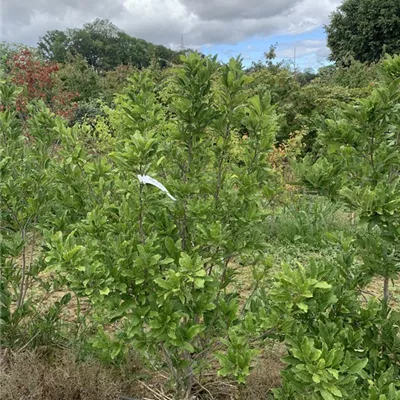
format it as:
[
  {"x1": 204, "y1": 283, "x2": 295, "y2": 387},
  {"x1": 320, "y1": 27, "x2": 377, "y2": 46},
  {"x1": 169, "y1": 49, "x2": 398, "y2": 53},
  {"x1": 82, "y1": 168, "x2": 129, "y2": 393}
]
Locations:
[
  {"x1": 99, "y1": 65, "x2": 135, "y2": 103},
  {"x1": 57, "y1": 54, "x2": 101, "y2": 102},
  {"x1": 0, "y1": 78, "x2": 23, "y2": 108},
  {"x1": 270, "y1": 196, "x2": 347, "y2": 247},
  {"x1": 42, "y1": 53, "x2": 278, "y2": 398},
  {"x1": 281, "y1": 80, "x2": 368, "y2": 152},
  {"x1": 289, "y1": 53, "x2": 400, "y2": 400},
  {"x1": 38, "y1": 19, "x2": 179, "y2": 71},
  {"x1": 247, "y1": 51, "x2": 373, "y2": 149},
  {"x1": 247, "y1": 59, "x2": 298, "y2": 142},
  {"x1": 296, "y1": 68, "x2": 318, "y2": 86},
  {"x1": 326, "y1": 0, "x2": 400, "y2": 63},
  {"x1": 318, "y1": 58, "x2": 377, "y2": 89},
  {"x1": 295, "y1": 55, "x2": 400, "y2": 299},
  {"x1": 37, "y1": 30, "x2": 69, "y2": 63},
  {"x1": 263, "y1": 256, "x2": 400, "y2": 399},
  {"x1": 3, "y1": 27, "x2": 400, "y2": 399},
  {"x1": 380, "y1": 54, "x2": 400, "y2": 82},
  {"x1": 0, "y1": 83, "x2": 72, "y2": 348},
  {"x1": 71, "y1": 99, "x2": 105, "y2": 126},
  {"x1": 217, "y1": 330, "x2": 258, "y2": 384}
]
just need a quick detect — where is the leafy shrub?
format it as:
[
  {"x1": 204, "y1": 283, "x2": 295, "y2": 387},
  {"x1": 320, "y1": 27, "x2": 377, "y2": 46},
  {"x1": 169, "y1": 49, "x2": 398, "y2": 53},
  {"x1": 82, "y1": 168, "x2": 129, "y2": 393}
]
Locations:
[
  {"x1": 57, "y1": 54, "x2": 101, "y2": 102},
  {"x1": 246, "y1": 51, "x2": 374, "y2": 149},
  {"x1": 286, "y1": 54, "x2": 400, "y2": 399},
  {"x1": 6, "y1": 49, "x2": 78, "y2": 120},
  {"x1": 295, "y1": 54, "x2": 400, "y2": 301},
  {"x1": 253, "y1": 235, "x2": 400, "y2": 399},
  {"x1": 0, "y1": 83, "x2": 74, "y2": 349},
  {"x1": 318, "y1": 58, "x2": 377, "y2": 90},
  {"x1": 44, "y1": 54, "x2": 279, "y2": 398},
  {"x1": 71, "y1": 99, "x2": 105, "y2": 126}
]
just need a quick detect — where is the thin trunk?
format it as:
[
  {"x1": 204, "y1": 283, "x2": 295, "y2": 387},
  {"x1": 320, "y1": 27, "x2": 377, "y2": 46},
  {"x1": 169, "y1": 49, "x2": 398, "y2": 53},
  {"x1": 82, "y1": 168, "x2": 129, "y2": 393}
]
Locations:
[
  {"x1": 181, "y1": 135, "x2": 192, "y2": 251},
  {"x1": 214, "y1": 157, "x2": 223, "y2": 206},
  {"x1": 183, "y1": 353, "x2": 194, "y2": 400},
  {"x1": 21, "y1": 226, "x2": 37, "y2": 305},
  {"x1": 139, "y1": 185, "x2": 145, "y2": 244},
  {"x1": 16, "y1": 228, "x2": 27, "y2": 310},
  {"x1": 161, "y1": 344, "x2": 182, "y2": 396},
  {"x1": 215, "y1": 122, "x2": 230, "y2": 206},
  {"x1": 181, "y1": 203, "x2": 188, "y2": 251},
  {"x1": 383, "y1": 277, "x2": 390, "y2": 303}
]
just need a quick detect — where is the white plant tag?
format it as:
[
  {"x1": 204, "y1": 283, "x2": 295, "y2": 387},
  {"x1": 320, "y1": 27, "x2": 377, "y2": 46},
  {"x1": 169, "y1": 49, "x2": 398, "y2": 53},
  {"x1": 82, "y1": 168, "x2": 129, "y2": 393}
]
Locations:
[{"x1": 137, "y1": 175, "x2": 176, "y2": 201}]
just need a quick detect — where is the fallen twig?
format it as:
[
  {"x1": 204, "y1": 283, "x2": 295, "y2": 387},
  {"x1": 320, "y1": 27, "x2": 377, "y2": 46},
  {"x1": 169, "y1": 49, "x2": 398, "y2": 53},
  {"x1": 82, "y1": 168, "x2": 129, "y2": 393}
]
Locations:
[{"x1": 139, "y1": 380, "x2": 172, "y2": 400}]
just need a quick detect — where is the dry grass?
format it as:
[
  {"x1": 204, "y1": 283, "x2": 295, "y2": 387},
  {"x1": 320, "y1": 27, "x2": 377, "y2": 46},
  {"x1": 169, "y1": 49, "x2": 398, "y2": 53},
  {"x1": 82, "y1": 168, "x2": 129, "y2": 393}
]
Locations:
[
  {"x1": 186, "y1": 345, "x2": 285, "y2": 400},
  {"x1": 363, "y1": 276, "x2": 400, "y2": 309},
  {"x1": 0, "y1": 349, "x2": 143, "y2": 400},
  {"x1": 0, "y1": 347, "x2": 285, "y2": 400},
  {"x1": 240, "y1": 346, "x2": 285, "y2": 400}
]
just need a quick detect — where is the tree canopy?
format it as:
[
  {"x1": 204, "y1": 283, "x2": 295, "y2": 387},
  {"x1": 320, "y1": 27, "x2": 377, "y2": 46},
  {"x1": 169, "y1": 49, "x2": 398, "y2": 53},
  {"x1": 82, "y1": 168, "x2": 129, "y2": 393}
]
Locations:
[
  {"x1": 325, "y1": 0, "x2": 400, "y2": 64},
  {"x1": 38, "y1": 19, "x2": 178, "y2": 70}
]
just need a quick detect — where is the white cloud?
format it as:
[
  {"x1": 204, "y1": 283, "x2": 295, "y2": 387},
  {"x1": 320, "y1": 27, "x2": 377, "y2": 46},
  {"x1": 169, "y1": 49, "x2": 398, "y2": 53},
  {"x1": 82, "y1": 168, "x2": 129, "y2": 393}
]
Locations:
[
  {"x1": 277, "y1": 39, "x2": 330, "y2": 59},
  {"x1": 1, "y1": 0, "x2": 342, "y2": 48}
]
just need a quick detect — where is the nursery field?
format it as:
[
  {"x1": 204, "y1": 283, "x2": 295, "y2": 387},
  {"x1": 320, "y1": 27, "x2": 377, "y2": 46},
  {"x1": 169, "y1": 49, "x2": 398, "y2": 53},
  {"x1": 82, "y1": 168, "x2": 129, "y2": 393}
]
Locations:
[{"x1": 1, "y1": 16, "x2": 400, "y2": 400}]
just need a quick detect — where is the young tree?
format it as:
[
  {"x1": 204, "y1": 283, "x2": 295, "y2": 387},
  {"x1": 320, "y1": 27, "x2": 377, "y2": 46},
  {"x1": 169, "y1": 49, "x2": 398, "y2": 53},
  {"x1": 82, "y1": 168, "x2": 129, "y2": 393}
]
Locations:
[
  {"x1": 0, "y1": 81, "x2": 72, "y2": 347},
  {"x1": 264, "y1": 56, "x2": 400, "y2": 400},
  {"x1": 44, "y1": 54, "x2": 278, "y2": 398},
  {"x1": 295, "y1": 54, "x2": 400, "y2": 301},
  {"x1": 57, "y1": 54, "x2": 101, "y2": 102}
]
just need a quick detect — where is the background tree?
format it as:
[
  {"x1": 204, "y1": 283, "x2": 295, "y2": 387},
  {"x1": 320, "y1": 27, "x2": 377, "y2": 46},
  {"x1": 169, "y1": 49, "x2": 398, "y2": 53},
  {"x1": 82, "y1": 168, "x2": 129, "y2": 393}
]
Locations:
[
  {"x1": 326, "y1": 0, "x2": 400, "y2": 63},
  {"x1": 37, "y1": 30, "x2": 69, "y2": 63},
  {"x1": 37, "y1": 19, "x2": 178, "y2": 71}
]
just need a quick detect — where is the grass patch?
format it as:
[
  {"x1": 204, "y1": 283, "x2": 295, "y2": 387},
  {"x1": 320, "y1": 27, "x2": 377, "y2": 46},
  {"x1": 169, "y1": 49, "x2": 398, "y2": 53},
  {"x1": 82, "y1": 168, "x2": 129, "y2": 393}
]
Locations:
[
  {"x1": 267, "y1": 195, "x2": 356, "y2": 247},
  {"x1": 0, "y1": 349, "x2": 142, "y2": 400}
]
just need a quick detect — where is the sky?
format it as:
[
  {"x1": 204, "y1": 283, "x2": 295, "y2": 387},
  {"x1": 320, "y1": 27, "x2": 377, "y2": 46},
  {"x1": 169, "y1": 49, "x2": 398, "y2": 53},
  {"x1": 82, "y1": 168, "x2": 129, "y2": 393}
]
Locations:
[{"x1": 0, "y1": 0, "x2": 342, "y2": 70}]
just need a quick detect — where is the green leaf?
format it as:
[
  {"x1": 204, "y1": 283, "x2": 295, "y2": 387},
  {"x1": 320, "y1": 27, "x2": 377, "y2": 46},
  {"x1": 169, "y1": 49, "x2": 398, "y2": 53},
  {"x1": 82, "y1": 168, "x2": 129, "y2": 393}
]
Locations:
[
  {"x1": 311, "y1": 349, "x2": 322, "y2": 362},
  {"x1": 110, "y1": 345, "x2": 121, "y2": 359},
  {"x1": 181, "y1": 342, "x2": 195, "y2": 352},
  {"x1": 327, "y1": 386, "x2": 342, "y2": 398},
  {"x1": 320, "y1": 389, "x2": 335, "y2": 400},
  {"x1": 297, "y1": 302, "x2": 308, "y2": 312},
  {"x1": 388, "y1": 383, "x2": 397, "y2": 400},
  {"x1": 327, "y1": 368, "x2": 339, "y2": 379},
  {"x1": 195, "y1": 269, "x2": 206, "y2": 277},
  {"x1": 187, "y1": 324, "x2": 204, "y2": 339},
  {"x1": 346, "y1": 358, "x2": 368, "y2": 375},
  {"x1": 99, "y1": 287, "x2": 110, "y2": 296},
  {"x1": 154, "y1": 278, "x2": 170, "y2": 290},
  {"x1": 314, "y1": 281, "x2": 332, "y2": 289},
  {"x1": 312, "y1": 373, "x2": 321, "y2": 383},
  {"x1": 282, "y1": 356, "x2": 302, "y2": 366},
  {"x1": 165, "y1": 237, "x2": 177, "y2": 257},
  {"x1": 194, "y1": 278, "x2": 205, "y2": 288}
]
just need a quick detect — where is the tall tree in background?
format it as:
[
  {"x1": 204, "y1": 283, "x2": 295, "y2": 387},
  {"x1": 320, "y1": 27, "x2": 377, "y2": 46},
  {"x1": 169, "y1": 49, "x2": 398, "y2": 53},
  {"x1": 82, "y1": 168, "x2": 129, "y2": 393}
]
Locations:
[
  {"x1": 38, "y1": 19, "x2": 178, "y2": 71},
  {"x1": 37, "y1": 30, "x2": 69, "y2": 63},
  {"x1": 326, "y1": 0, "x2": 400, "y2": 64}
]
